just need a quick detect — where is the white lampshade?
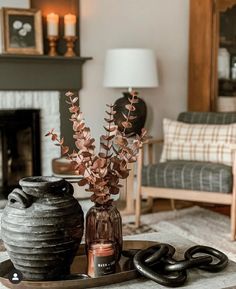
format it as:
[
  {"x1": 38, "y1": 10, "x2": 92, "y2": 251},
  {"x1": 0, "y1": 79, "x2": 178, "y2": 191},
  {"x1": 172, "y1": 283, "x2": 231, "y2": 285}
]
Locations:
[{"x1": 103, "y1": 48, "x2": 159, "y2": 88}]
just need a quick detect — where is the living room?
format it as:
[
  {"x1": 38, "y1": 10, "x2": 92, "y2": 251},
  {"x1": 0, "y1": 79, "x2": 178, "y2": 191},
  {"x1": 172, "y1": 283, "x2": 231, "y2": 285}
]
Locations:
[{"x1": 1, "y1": 0, "x2": 236, "y2": 288}]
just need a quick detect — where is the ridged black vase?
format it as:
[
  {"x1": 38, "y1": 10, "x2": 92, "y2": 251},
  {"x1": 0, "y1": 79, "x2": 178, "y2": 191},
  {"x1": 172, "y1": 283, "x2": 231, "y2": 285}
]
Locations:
[
  {"x1": 1, "y1": 176, "x2": 84, "y2": 281},
  {"x1": 114, "y1": 92, "x2": 147, "y2": 136}
]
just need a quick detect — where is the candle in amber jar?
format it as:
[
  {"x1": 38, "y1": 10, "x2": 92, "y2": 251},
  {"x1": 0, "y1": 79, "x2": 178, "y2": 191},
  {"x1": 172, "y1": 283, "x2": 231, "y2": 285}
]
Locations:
[
  {"x1": 87, "y1": 242, "x2": 116, "y2": 278},
  {"x1": 47, "y1": 13, "x2": 59, "y2": 36},
  {"x1": 64, "y1": 13, "x2": 76, "y2": 36}
]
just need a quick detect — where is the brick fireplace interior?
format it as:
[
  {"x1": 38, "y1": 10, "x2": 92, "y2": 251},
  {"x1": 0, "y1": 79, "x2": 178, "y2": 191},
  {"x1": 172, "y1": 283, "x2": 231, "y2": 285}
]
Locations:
[
  {"x1": 0, "y1": 91, "x2": 61, "y2": 200},
  {"x1": 0, "y1": 110, "x2": 41, "y2": 197}
]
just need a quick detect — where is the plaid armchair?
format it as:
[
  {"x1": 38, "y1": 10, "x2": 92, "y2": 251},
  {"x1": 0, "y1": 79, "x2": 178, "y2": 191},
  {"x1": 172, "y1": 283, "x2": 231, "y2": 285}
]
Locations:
[{"x1": 135, "y1": 112, "x2": 236, "y2": 240}]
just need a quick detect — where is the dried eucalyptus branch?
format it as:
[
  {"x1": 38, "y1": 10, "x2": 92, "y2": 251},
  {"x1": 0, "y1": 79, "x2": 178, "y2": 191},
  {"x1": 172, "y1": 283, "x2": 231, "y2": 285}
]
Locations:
[{"x1": 46, "y1": 91, "x2": 147, "y2": 204}]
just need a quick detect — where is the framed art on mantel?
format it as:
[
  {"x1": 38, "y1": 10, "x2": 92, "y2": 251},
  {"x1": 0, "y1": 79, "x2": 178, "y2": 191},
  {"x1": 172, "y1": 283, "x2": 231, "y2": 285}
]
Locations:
[
  {"x1": 2, "y1": 8, "x2": 43, "y2": 55},
  {"x1": 0, "y1": 1, "x2": 31, "y2": 53}
]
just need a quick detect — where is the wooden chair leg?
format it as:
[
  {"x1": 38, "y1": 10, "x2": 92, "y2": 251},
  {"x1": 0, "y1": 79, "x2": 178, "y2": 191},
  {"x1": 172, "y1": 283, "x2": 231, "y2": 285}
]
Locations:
[
  {"x1": 146, "y1": 197, "x2": 154, "y2": 210},
  {"x1": 135, "y1": 149, "x2": 143, "y2": 228},
  {"x1": 170, "y1": 199, "x2": 176, "y2": 210},
  {"x1": 230, "y1": 203, "x2": 236, "y2": 241},
  {"x1": 135, "y1": 187, "x2": 141, "y2": 228},
  {"x1": 231, "y1": 151, "x2": 236, "y2": 241}
]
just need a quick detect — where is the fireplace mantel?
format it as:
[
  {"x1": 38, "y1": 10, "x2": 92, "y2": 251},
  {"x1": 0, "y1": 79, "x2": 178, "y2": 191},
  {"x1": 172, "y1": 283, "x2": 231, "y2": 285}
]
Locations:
[
  {"x1": 0, "y1": 55, "x2": 92, "y2": 91},
  {"x1": 0, "y1": 0, "x2": 92, "y2": 91},
  {"x1": 0, "y1": 0, "x2": 92, "y2": 153}
]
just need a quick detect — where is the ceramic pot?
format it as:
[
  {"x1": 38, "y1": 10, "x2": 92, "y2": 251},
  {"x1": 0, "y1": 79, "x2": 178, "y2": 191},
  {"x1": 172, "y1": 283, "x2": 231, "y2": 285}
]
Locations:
[
  {"x1": 114, "y1": 92, "x2": 147, "y2": 136},
  {"x1": 1, "y1": 176, "x2": 84, "y2": 281}
]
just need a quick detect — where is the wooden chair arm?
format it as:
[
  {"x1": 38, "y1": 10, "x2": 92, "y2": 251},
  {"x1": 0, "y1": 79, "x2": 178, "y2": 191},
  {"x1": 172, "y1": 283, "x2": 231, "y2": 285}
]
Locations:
[
  {"x1": 141, "y1": 138, "x2": 164, "y2": 165},
  {"x1": 143, "y1": 138, "x2": 164, "y2": 145}
]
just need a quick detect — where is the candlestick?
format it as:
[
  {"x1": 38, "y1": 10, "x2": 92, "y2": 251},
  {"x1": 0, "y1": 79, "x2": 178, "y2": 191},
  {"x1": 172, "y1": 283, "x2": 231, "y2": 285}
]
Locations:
[
  {"x1": 87, "y1": 242, "x2": 116, "y2": 278},
  {"x1": 47, "y1": 13, "x2": 59, "y2": 36},
  {"x1": 64, "y1": 36, "x2": 77, "y2": 57},
  {"x1": 47, "y1": 36, "x2": 59, "y2": 56},
  {"x1": 64, "y1": 14, "x2": 76, "y2": 37}
]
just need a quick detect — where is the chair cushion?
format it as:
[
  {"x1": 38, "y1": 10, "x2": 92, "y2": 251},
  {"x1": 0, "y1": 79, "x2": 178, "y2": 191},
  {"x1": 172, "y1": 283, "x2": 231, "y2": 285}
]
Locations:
[
  {"x1": 142, "y1": 160, "x2": 232, "y2": 193},
  {"x1": 160, "y1": 118, "x2": 236, "y2": 166},
  {"x1": 178, "y1": 112, "x2": 236, "y2": 124}
]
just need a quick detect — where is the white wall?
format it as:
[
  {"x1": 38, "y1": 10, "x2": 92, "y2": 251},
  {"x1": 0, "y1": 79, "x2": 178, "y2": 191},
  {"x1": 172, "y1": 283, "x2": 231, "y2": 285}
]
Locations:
[{"x1": 80, "y1": 0, "x2": 189, "y2": 143}]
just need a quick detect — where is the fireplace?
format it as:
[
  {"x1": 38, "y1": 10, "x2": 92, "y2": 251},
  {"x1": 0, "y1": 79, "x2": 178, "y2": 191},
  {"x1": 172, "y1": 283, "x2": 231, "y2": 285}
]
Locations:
[
  {"x1": 0, "y1": 109, "x2": 41, "y2": 196},
  {"x1": 0, "y1": 91, "x2": 61, "y2": 178}
]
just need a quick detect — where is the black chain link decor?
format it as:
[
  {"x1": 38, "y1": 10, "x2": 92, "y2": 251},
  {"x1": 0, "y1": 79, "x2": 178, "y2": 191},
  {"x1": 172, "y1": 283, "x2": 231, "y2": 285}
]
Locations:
[{"x1": 122, "y1": 244, "x2": 228, "y2": 287}]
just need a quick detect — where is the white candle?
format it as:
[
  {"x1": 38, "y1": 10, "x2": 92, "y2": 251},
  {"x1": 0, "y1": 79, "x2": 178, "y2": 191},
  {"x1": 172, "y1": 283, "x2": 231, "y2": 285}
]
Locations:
[
  {"x1": 64, "y1": 14, "x2": 76, "y2": 36},
  {"x1": 47, "y1": 13, "x2": 59, "y2": 36}
]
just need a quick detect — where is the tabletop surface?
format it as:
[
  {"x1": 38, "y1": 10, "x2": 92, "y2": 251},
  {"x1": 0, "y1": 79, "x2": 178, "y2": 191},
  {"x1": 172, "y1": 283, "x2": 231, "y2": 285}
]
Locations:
[{"x1": 1, "y1": 231, "x2": 236, "y2": 289}]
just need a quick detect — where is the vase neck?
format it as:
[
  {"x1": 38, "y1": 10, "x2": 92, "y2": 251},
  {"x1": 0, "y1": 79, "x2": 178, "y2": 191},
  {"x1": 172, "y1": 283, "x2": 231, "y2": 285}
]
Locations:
[
  {"x1": 19, "y1": 177, "x2": 72, "y2": 198},
  {"x1": 94, "y1": 202, "x2": 113, "y2": 208},
  {"x1": 122, "y1": 92, "x2": 139, "y2": 98},
  {"x1": 122, "y1": 92, "x2": 130, "y2": 98}
]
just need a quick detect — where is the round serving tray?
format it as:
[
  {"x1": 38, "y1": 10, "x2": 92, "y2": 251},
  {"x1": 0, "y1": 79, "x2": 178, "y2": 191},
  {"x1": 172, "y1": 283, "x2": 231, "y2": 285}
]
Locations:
[{"x1": 0, "y1": 240, "x2": 158, "y2": 289}]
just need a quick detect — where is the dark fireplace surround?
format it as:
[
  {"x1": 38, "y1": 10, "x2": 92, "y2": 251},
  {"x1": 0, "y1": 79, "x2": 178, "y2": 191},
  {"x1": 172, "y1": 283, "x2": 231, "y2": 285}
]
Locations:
[{"x1": 0, "y1": 109, "x2": 41, "y2": 197}]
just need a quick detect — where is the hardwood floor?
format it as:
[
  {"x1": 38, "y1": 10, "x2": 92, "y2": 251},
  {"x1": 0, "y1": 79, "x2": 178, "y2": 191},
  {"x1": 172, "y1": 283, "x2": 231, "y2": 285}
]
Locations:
[
  {"x1": 152, "y1": 199, "x2": 230, "y2": 217},
  {"x1": 117, "y1": 198, "x2": 230, "y2": 217}
]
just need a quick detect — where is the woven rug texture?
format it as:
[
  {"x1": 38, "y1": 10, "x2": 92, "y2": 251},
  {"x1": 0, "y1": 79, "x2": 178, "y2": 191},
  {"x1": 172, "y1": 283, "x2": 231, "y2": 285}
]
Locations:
[{"x1": 123, "y1": 206, "x2": 236, "y2": 262}]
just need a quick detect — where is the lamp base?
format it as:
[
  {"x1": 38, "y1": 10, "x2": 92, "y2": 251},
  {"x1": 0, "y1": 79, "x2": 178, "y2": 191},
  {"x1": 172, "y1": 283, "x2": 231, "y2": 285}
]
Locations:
[{"x1": 114, "y1": 92, "x2": 147, "y2": 136}]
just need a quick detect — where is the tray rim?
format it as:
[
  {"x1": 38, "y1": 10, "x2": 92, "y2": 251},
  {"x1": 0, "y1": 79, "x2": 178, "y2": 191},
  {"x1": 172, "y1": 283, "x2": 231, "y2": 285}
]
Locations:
[{"x1": 0, "y1": 240, "x2": 158, "y2": 289}]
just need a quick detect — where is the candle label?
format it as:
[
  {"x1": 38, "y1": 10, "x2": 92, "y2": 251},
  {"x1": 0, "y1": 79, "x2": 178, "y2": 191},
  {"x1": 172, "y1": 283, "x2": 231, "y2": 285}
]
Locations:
[{"x1": 94, "y1": 254, "x2": 116, "y2": 276}]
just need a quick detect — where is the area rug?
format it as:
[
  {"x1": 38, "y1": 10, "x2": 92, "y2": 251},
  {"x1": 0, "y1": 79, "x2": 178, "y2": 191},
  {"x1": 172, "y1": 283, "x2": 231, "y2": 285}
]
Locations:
[
  {"x1": 123, "y1": 206, "x2": 236, "y2": 262},
  {"x1": 0, "y1": 240, "x2": 4, "y2": 252},
  {"x1": 122, "y1": 223, "x2": 156, "y2": 236}
]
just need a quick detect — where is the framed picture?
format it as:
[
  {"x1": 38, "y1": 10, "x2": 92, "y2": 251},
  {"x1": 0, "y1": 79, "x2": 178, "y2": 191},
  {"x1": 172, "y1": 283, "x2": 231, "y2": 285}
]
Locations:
[
  {"x1": 0, "y1": 1, "x2": 31, "y2": 52},
  {"x1": 2, "y1": 8, "x2": 43, "y2": 55}
]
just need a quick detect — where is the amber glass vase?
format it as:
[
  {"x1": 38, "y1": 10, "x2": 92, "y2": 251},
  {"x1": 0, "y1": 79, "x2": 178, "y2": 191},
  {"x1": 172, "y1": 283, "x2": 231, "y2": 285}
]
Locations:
[{"x1": 85, "y1": 202, "x2": 122, "y2": 277}]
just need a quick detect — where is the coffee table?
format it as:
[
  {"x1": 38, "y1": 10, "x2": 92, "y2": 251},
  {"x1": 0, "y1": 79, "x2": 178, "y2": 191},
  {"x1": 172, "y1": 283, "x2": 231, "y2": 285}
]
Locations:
[{"x1": 1, "y1": 231, "x2": 236, "y2": 289}]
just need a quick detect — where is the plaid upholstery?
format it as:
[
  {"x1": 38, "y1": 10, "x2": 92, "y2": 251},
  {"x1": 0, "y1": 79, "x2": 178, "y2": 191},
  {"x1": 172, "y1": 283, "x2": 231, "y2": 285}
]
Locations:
[
  {"x1": 160, "y1": 118, "x2": 236, "y2": 166},
  {"x1": 142, "y1": 161, "x2": 232, "y2": 193},
  {"x1": 178, "y1": 112, "x2": 236, "y2": 124}
]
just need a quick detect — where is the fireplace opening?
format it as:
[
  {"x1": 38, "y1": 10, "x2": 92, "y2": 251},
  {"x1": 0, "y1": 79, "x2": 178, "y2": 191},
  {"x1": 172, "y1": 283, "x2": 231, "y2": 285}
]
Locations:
[{"x1": 0, "y1": 109, "x2": 41, "y2": 197}]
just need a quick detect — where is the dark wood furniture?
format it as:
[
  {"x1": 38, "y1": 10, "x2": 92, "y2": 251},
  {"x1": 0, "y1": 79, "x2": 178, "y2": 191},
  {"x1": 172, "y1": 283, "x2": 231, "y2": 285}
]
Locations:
[{"x1": 188, "y1": 0, "x2": 236, "y2": 111}]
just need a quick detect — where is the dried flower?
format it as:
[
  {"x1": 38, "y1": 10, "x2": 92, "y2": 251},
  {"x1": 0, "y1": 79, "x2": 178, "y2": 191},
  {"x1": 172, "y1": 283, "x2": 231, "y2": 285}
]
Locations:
[{"x1": 46, "y1": 91, "x2": 147, "y2": 204}]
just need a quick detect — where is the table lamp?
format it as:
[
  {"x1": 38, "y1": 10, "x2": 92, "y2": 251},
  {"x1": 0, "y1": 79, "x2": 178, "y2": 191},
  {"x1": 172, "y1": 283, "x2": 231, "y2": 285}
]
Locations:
[{"x1": 103, "y1": 48, "x2": 159, "y2": 135}]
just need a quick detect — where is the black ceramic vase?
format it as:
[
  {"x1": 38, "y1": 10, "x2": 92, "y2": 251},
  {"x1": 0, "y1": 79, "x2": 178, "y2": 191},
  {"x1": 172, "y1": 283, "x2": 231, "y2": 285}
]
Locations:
[
  {"x1": 1, "y1": 176, "x2": 84, "y2": 281},
  {"x1": 114, "y1": 92, "x2": 147, "y2": 136}
]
